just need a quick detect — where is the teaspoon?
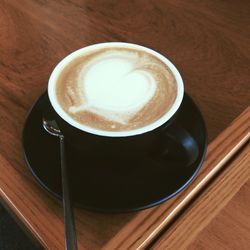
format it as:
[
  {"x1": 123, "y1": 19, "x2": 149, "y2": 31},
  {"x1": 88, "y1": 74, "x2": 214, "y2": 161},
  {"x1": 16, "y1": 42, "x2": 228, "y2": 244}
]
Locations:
[{"x1": 43, "y1": 117, "x2": 77, "y2": 250}]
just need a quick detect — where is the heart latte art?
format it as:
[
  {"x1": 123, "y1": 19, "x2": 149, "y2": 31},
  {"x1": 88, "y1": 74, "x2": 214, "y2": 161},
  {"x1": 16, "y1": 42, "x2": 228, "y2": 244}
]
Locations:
[{"x1": 55, "y1": 47, "x2": 177, "y2": 131}]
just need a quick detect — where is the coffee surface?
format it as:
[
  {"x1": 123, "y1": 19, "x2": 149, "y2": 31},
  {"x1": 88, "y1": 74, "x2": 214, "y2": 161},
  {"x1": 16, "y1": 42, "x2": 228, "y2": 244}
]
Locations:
[{"x1": 55, "y1": 47, "x2": 177, "y2": 131}]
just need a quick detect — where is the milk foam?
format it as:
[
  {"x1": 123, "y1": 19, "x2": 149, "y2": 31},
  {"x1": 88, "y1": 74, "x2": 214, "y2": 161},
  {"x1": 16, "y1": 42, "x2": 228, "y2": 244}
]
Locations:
[
  {"x1": 68, "y1": 51, "x2": 157, "y2": 124},
  {"x1": 55, "y1": 46, "x2": 178, "y2": 132}
]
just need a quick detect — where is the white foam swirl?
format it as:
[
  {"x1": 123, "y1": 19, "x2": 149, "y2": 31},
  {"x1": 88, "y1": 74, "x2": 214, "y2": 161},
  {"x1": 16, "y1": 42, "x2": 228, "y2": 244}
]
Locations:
[{"x1": 69, "y1": 51, "x2": 157, "y2": 124}]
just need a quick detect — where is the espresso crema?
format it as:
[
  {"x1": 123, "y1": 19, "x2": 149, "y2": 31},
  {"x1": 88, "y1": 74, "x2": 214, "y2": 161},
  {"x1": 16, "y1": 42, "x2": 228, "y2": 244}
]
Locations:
[{"x1": 55, "y1": 47, "x2": 177, "y2": 131}]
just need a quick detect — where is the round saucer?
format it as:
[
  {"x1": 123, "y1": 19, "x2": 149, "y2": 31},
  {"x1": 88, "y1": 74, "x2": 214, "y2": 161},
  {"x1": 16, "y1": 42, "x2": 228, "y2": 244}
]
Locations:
[{"x1": 22, "y1": 92, "x2": 207, "y2": 212}]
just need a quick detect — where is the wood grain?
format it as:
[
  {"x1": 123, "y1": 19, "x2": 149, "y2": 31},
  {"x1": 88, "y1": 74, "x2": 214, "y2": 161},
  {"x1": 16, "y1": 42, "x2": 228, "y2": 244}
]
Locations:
[
  {"x1": 187, "y1": 180, "x2": 250, "y2": 250},
  {"x1": 0, "y1": 0, "x2": 249, "y2": 249},
  {"x1": 103, "y1": 107, "x2": 250, "y2": 250},
  {"x1": 152, "y1": 145, "x2": 250, "y2": 250}
]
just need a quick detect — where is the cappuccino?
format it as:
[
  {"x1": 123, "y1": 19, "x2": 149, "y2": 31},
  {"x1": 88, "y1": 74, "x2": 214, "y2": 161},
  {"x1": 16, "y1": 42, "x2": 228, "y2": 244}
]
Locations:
[{"x1": 55, "y1": 46, "x2": 177, "y2": 131}]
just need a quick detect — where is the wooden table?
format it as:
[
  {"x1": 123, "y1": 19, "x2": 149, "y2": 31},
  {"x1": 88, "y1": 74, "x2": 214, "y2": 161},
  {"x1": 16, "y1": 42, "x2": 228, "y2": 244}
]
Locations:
[{"x1": 0, "y1": 0, "x2": 249, "y2": 249}]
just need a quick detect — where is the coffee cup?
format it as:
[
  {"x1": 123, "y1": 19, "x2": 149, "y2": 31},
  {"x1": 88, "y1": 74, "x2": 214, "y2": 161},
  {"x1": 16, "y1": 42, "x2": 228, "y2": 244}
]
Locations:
[{"x1": 48, "y1": 42, "x2": 198, "y2": 165}]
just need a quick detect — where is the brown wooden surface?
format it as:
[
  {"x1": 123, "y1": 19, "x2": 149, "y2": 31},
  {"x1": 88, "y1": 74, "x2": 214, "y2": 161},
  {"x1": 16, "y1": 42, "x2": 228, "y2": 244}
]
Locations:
[
  {"x1": 188, "y1": 180, "x2": 250, "y2": 250},
  {"x1": 152, "y1": 144, "x2": 250, "y2": 250},
  {"x1": 0, "y1": 0, "x2": 249, "y2": 249}
]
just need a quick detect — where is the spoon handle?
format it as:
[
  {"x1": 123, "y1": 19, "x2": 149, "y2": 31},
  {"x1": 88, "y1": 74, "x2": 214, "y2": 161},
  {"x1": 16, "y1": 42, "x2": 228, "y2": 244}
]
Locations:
[{"x1": 60, "y1": 136, "x2": 78, "y2": 250}]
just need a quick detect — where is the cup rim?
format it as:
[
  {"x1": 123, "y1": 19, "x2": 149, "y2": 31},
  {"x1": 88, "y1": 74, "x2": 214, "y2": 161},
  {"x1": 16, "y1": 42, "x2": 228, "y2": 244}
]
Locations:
[{"x1": 48, "y1": 42, "x2": 184, "y2": 137}]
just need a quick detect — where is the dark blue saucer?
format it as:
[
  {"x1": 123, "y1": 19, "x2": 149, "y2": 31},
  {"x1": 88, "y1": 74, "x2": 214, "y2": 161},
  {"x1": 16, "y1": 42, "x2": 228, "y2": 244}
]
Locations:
[{"x1": 22, "y1": 92, "x2": 207, "y2": 213}]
